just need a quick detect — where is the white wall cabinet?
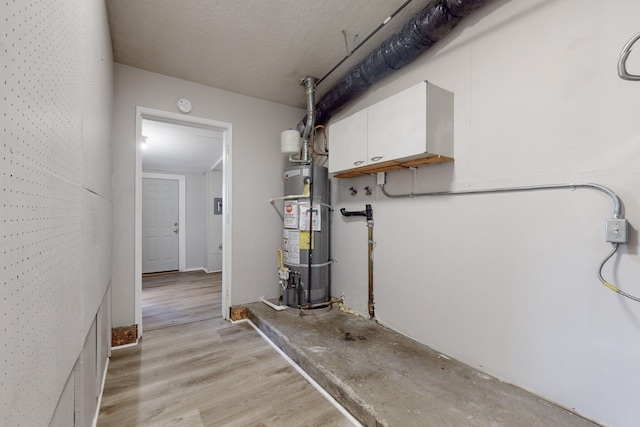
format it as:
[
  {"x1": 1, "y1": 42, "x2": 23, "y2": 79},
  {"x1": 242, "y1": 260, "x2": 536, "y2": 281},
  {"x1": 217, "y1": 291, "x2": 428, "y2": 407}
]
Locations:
[
  {"x1": 327, "y1": 108, "x2": 368, "y2": 173},
  {"x1": 328, "y1": 81, "x2": 454, "y2": 177}
]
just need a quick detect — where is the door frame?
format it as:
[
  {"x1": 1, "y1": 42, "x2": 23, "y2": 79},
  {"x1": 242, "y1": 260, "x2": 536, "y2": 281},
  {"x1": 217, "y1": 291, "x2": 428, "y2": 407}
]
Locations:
[
  {"x1": 135, "y1": 106, "x2": 233, "y2": 336},
  {"x1": 141, "y1": 172, "x2": 186, "y2": 273}
]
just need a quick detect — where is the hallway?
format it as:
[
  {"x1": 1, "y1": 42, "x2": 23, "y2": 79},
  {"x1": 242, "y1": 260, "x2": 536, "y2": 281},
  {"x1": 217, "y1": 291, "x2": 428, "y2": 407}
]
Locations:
[{"x1": 97, "y1": 272, "x2": 354, "y2": 426}]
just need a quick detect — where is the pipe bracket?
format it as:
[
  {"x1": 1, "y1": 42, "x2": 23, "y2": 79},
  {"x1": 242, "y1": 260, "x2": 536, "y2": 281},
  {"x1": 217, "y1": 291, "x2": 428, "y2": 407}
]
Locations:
[{"x1": 618, "y1": 32, "x2": 640, "y2": 81}]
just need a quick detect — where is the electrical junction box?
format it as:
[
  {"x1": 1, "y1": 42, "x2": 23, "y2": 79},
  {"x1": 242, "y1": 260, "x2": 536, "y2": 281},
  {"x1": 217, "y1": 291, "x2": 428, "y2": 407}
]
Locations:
[{"x1": 605, "y1": 218, "x2": 628, "y2": 243}]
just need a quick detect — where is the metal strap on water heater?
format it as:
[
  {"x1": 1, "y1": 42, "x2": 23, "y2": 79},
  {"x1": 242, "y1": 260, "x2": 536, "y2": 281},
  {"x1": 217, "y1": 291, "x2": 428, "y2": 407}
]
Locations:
[{"x1": 283, "y1": 260, "x2": 335, "y2": 268}]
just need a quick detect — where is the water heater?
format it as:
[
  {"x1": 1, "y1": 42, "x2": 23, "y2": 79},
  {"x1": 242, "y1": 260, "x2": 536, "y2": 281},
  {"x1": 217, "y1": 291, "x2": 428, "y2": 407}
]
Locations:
[{"x1": 280, "y1": 165, "x2": 330, "y2": 308}]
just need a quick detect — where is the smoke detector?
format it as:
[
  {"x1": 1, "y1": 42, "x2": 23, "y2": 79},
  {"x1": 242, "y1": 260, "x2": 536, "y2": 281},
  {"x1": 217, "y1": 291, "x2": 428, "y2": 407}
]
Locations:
[{"x1": 177, "y1": 98, "x2": 192, "y2": 114}]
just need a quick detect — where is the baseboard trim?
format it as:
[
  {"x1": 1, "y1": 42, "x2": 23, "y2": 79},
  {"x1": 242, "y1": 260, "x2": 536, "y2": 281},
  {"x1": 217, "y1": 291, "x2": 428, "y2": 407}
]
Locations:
[
  {"x1": 111, "y1": 340, "x2": 139, "y2": 351},
  {"x1": 92, "y1": 356, "x2": 110, "y2": 427},
  {"x1": 186, "y1": 267, "x2": 221, "y2": 274},
  {"x1": 237, "y1": 318, "x2": 363, "y2": 427}
]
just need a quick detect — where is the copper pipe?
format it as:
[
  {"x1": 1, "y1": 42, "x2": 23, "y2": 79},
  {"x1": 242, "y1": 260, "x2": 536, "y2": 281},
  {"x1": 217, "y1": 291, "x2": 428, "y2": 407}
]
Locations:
[
  {"x1": 340, "y1": 204, "x2": 374, "y2": 318},
  {"x1": 367, "y1": 220, "x2": 374, "y2": 319}
]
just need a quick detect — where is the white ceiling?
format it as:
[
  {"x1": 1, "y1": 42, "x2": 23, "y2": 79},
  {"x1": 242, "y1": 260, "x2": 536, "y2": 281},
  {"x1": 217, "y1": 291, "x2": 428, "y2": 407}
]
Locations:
[
  {"x1": 106, "y1": 0, "x2": 431, "y2": 109},
  {"x1": 141, "y1": 119, "x2": 224, "y2": 175},
  {"x1": 108, "y1": 0, "x2": 439, "y2": 175}
]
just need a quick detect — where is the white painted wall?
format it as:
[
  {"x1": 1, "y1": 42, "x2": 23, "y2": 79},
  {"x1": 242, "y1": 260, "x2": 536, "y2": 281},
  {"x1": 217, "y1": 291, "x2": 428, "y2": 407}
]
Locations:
[
  {"x1": 1, "y1": 0, "x2": 113, "y2": 425},
  {"x1": 112, "y1": 64, "x2": 304, "y2": 326},
  {"x1": 329, "y1": 1, "x2": 640, "y2": 426},
  {"x1": 186, "y1": 174, "x2": 206, "y2": 270},
  {"x1": 206, "y1": 170, "x2": 224, "y2": 272}
]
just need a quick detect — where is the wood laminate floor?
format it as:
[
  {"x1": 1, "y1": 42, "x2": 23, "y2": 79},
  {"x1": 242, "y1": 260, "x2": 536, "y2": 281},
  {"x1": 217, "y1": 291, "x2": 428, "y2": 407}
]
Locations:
[
  {"x1": 142, "y1": 270, "x2": 222, "y2": 331},
  {"x1": 98, "y1": 271, "x2": 354, "y2": 427}
]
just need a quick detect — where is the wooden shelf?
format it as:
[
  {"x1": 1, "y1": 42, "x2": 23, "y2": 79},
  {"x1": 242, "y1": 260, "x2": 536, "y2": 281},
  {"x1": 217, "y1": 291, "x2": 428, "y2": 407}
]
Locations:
[{"x1": 333, "y1": 154, "x2": 453, "y2": 178}]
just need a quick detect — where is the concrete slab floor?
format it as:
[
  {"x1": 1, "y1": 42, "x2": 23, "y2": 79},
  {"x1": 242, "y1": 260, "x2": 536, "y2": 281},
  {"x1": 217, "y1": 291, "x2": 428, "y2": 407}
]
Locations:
[{"x1": 245, "y1": 302, "x2": 601, "y2": 427}]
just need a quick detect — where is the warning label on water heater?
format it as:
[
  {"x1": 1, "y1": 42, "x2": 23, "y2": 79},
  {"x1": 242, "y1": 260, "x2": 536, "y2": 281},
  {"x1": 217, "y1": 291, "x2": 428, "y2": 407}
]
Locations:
[
  {"x1": 282, "y1": 229, "x2": 299, "y2": 264},
  {"x1": 299, "y1": 230, "x2": 314, "y2": 250},
  {"x1": 283, "y1": 200, "x2": 298, "y2": 229},
  {"x1": 298, "y1": 201, "x2": 321, "y2": 231}
]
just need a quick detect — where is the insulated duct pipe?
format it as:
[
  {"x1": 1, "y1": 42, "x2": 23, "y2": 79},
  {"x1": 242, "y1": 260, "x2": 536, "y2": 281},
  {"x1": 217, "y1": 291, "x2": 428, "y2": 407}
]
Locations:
[{"x1": 297, "y1": 0, "x2": 491, "y2": 131}]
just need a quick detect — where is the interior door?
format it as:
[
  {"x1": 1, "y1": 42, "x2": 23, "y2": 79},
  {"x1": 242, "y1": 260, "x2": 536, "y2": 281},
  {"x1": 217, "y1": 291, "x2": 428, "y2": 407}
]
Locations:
[{"x1": 142, "y1": 178, "x2": 179, "y2": 273}]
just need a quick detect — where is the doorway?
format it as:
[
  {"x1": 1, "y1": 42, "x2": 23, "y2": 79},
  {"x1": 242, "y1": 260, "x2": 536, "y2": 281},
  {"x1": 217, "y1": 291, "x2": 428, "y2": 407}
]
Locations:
[
  {"x1": 135, "y1": 107, "x2": 233, "y2": 336},
  {"x1": 141, "y1": 175, "x2": 182, "y2": 274}
]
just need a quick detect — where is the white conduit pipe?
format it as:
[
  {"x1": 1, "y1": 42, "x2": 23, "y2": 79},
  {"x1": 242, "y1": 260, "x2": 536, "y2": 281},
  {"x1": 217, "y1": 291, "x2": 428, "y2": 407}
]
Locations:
[
  {"x1": 269, "y1": 182, "x2": 310, "y2": 203},
  {"x1": 379, "y1": 182, "x2": 624, "y2": 219},
  {"x1": 379, "y1": 180, "x2": 640, "y2": 302},
  {"x1": 260, "y1": 298, "x2": 288, "y2": 311},
  {"x1": 269, "y1": 193, "x2": 307, "y2": 203}
]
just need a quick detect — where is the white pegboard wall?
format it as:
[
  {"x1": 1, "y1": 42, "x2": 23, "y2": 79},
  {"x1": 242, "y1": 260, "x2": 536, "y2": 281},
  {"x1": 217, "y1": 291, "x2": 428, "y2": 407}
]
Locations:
[
  {"x1": 80, "y1": 0, "x2": 114, "y2": 197},
  {"x1": 1, "y1": 0, "x2": 113, "y2": 425}
]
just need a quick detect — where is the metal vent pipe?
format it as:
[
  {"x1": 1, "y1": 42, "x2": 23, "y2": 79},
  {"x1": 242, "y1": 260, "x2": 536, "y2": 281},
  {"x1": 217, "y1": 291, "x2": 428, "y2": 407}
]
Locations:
[
  {"x1": 297, "y1": 0, "x2": 491, "y2": 131},
  {"x1": 299, "y1": 76, "x2": 317, "y2": 164}
]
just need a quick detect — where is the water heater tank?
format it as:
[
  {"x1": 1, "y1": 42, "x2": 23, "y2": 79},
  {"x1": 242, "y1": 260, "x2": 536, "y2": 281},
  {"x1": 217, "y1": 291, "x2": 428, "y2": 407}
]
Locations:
[{"x1": 280, "y1": 165, "x2": 331, "y2": 308}]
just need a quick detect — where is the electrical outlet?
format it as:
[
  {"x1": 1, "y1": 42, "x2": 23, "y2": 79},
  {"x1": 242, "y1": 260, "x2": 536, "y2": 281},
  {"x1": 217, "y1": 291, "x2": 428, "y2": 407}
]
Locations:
[{"x1": 605, "y1": 218, "x2": 628, "y2": 243}]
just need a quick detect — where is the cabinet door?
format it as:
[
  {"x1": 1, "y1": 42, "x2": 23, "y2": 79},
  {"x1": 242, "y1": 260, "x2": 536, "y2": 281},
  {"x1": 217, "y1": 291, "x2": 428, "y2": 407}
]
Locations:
[
  {"x1": 328, "y1": 108, "x2": 368, "y2": 173},
  {"x1": 367, "y1": 82, "x2": 427, "y2": 165}
]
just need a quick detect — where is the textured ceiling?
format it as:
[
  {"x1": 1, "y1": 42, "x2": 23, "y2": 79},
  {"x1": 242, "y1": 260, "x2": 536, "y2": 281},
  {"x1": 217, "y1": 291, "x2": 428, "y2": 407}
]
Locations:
[
  {"x1": 106, "y1": 0, "x2": 431, "y2": 109},
  {"x1": 141, "y1": 119, "x2": 224, "y2": 175}
]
